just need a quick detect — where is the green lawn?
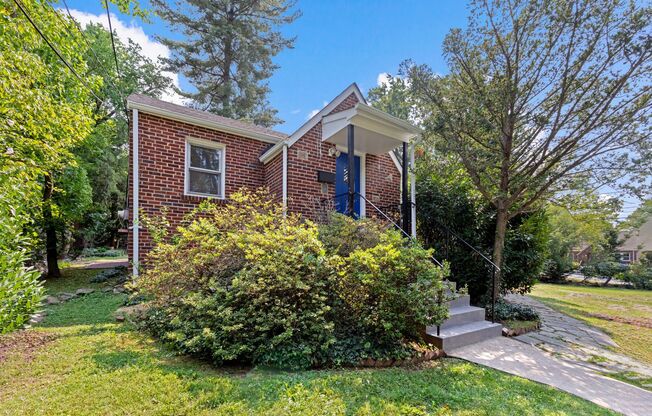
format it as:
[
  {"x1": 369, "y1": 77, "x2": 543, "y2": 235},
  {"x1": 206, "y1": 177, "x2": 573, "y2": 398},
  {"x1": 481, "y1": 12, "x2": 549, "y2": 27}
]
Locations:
[
  {"x1": 531, "y1": 283, "x2": 652, "y2": 365},
  {"x1": 0, "y1": 270, "x2": 615, "y2": 415}
]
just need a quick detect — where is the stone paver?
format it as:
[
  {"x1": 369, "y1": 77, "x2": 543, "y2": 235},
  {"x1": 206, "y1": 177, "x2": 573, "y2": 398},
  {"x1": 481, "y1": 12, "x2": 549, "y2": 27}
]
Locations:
[
  {"x1": 505, "y1": 294, "x2": 652, "y2": 378},
  {"x1": 450, "y1": 337, "x2": 652, "y2": 416}
]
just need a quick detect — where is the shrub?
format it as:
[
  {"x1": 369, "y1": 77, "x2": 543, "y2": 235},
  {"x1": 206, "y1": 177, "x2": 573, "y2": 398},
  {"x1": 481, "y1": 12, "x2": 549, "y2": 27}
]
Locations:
[
  {"x1": 581, "y1": 261, "x2": 627, "y2": 279},
  {"x1": 620, "y1": 262, "x2": 652, "y2": 290},
  {"x1": 81, "y1": 247, "x2": 126, "y2": 258},
  {"x1": 417, "y1": 174, "x2": 549, "y2": 303},
  {"x1": 487, "y1": 299, "x2": 540, "y2": 322},
  {"x1": 0, "y1": 168, "x2": 44, "y2": 334},
  {"x1": 137, "y1": 190, "x2": 448, "y2": 368},
  {"x1": 322, "y1": 214, "x2": 449, "y2": 364},
  {"x1": 137, "y1": 189, "x2": 334, "y2": 370}
]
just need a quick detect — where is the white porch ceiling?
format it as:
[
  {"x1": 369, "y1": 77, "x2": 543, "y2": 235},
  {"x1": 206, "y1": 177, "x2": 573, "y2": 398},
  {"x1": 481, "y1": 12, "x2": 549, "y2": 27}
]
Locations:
[{"x1": 322, "y1": 103, "x2": 419, "y2": 155}]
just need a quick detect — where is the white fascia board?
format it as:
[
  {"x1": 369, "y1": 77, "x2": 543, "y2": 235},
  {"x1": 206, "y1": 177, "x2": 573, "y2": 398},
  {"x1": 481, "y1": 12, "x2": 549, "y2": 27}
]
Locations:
[
  {"x1": 259, "y1": 139, "x2": 287, "y2": 164},
  {"x1": 127, "y1": 100, "x2": 282, "y2": 144},
  {"x1": 284, "y1": 83, "x2": 366, "y2": 148},
  {"x1": 389, "y1": 150, "x2": 402, "y2": 173}
]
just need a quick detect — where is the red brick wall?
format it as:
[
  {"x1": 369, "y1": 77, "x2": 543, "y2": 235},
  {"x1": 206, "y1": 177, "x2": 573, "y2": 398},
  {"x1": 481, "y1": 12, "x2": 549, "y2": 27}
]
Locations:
[
  {"x1": 264, "y1": 152, "x2": 283, "y2": 203},
  {"x1": 128, "y1": 92, "x2": 402, "y2": 266},
  {"x1": 127, "y1": 112, "x2": 271, "y2": 261},
  {"x1": 286, "y1": 92, "x2": 401, "y2": 220}
]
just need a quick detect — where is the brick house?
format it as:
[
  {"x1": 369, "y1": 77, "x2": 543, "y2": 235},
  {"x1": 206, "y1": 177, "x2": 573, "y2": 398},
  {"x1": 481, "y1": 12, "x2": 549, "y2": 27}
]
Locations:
[{"x1": 126, "y1": 83, "x2": 419, "y2": 274}]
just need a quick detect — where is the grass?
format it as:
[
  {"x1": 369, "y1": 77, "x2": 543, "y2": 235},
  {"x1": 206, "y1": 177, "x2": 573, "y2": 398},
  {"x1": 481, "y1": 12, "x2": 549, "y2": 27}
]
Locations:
[
  {"x1": 0, "y1": 269, "x2": 616, "y2": 415},
  {"x1": 531, "y1": 283, "x2": 652, "y2": 365}
]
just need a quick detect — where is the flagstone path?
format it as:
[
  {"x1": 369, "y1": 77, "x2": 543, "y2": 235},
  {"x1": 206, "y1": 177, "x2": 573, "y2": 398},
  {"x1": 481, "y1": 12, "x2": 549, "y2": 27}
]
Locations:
[{"x1": 505, "y1": 294, "x2": 652, "y2": 378}]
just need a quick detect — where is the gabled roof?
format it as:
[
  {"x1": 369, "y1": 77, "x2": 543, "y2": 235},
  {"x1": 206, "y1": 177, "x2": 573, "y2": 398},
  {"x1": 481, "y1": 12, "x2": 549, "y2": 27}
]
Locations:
[
  {"x1": 127, "y1": 94, "x2": 287, "y2": 144},
  {"x1": 259, "y1": 83, "x2": 367, "y2": 163}
]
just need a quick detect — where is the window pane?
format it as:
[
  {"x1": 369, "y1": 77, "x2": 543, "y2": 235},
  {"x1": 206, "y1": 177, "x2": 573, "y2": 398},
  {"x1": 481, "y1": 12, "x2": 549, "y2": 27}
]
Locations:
[
  {"x1": 188, "y1": 170, "x2": 221, "y2": 196},
  {"x1": 190, "y1": 145, "x2": 221, "y2": 171}
]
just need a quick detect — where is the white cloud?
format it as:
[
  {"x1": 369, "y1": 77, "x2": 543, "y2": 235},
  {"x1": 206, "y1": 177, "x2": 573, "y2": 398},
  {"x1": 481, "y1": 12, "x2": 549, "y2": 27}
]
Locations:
[
  {"x1": 65, "y1": 9, "x2": 184, "y2": 104},
  {"x1": 290, "y1": 109, "x2": 301, "y2": 115},
  {"x1": 306, "y1": 101, "x2": 329, "y2": 120},
  {"x1": 377, "y1": 72, "x2": 391, "y2": 87}
]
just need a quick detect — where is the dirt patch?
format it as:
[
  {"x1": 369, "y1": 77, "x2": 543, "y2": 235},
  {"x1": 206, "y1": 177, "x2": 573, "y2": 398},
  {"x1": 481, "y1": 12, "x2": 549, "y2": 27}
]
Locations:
[
  {"x1": 587, "y1": 313, "x2": 652, "y2": 329},
  {"x1": 0, "y1": 330, "x2": 57, "y2": 362}
]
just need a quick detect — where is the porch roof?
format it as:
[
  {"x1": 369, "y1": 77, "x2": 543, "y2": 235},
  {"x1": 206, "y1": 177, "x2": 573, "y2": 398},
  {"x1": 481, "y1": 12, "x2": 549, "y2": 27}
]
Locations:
[{"x1": 321, "y1": 103, "x2": 419, "y2": 155}]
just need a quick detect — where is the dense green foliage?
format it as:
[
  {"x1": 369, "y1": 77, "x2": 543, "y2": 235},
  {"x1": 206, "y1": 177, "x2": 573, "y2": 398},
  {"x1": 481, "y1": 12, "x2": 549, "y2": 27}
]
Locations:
[
  {"x1": 416, "y1": 169, "x2": 549, "y2": 303},
  {"x1": 137, "y1": 190, "x2": 447, "y2": 369},
  {"x1": 0, "y1": 0, "x2": 96, "y2": 326},
  {"x1": 487, "y1": 299, "x2": 540, "y2": 323},
  {"x1": 0, "y1": 172, "x2": 44, "y2": 333},
  {"x1": 319, "y1": 214, "x2": 448, "y2": 366}
]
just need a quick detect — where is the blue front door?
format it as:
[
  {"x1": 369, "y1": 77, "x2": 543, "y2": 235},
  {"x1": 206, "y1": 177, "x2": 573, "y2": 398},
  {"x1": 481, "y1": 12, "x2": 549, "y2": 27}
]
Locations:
[{"x1": 335, "y1": 153, "x2": 360, "y2": 216}]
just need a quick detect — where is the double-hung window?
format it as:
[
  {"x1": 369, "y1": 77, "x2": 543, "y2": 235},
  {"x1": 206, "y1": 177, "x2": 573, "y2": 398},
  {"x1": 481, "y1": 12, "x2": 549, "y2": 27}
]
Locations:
[{"x1": 185, "y1": 139, "x2": 225, "y2": 198}]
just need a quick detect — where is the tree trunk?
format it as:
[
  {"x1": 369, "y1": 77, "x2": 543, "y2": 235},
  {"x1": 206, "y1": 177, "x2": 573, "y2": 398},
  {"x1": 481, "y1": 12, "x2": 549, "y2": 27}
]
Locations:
[
  {"x1": 43, "y1": 174, "x2": 60, "y2": 278},
  {"x1": 492, "y1": 205, "x2": 508, "y2": 300}
]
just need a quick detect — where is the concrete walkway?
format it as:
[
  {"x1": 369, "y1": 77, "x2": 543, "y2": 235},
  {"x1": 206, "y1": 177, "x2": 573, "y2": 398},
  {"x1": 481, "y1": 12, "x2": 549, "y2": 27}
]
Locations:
[
  {"x1": 506, "y1": 294, "x2": 652, "y2": 378},
  {"x1": 450, "y1": 337, "x2": 652, "y2": 416}
]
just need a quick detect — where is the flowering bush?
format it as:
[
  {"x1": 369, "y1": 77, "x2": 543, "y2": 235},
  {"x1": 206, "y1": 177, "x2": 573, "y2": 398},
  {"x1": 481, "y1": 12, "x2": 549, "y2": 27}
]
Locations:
[{"x1": 137, "y1": 189, "x2": 447, "y2": 369}]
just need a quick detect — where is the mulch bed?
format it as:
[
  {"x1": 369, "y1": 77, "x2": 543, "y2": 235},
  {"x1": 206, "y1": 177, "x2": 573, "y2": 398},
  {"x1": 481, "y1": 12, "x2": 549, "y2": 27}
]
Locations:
[{"x1": 0, "y1": 330, "x2": 57, "y2": 363}]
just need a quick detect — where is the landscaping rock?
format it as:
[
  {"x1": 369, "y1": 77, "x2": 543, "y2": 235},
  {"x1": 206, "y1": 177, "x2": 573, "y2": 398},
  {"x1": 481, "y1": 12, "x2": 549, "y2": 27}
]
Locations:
[
  {"x1": 75, "y1": 288, "x2": 95, "y2": 296},
  {"x1": 102, "y1": 287, "x2": 113, "y2": 292},
  {"x1": 29, "y1": 314, "x2": 45, "y2": 324},
  {"x1": 114, "y1": 303, "x2": 149, "y2": 322},
  {"x1": 45, "y1": 296, "x2": 60, "y2": 305},
  {"x1": 58, "y1": 292, "x2": 75, "y2": 302},
  {"x1": 113, "y1": 286, "x2": 126, "y2": 294}
]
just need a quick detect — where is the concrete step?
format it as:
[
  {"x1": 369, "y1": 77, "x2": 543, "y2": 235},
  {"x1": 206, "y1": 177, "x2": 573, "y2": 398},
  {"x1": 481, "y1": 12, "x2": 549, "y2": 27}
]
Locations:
[
  {"x1": 446, "y1": 294, "x2": 470, "y2": 309},
  {"x1": 424, "y1": 321, "x2": 502, "y2": 351},
  {"x1": 436, "y1": 305, "x2": 486, "y2": 330}
]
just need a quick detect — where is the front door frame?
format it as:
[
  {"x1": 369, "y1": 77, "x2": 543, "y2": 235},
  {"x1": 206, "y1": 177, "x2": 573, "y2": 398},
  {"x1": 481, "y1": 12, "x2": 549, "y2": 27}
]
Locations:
[{"x1": 335, "y1": 145, "x2": 365, "y2": 217}]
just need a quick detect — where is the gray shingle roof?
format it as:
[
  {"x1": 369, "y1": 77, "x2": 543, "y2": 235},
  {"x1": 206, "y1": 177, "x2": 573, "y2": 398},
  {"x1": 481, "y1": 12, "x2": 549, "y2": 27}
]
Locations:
[{"x1": 127, "y1": 94, "x2": 288, "y2": 141}]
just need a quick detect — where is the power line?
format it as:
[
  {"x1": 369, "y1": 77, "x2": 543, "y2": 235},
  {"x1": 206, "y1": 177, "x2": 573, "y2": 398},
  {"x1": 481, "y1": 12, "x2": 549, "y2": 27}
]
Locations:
[
  {"x1": 103, "y1": 0, "x2": 128, "y2": 113},
  {"x1": 12, "y1": 0, "x2": 106, "y2": 105},
  {"x1": 103, "y1": 1, "x2": 121, "y2": 81},
  {"x1": 56, "y1": 0, "x2": 127, "y2": 115}
]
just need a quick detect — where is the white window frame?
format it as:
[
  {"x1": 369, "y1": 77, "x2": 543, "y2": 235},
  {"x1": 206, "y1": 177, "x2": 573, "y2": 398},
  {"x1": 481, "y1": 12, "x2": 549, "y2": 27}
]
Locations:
[
  {"x1": 620, "y1": 251, "x2": 632, "y2": 263},
  {"x1": 184, "y1": 137, "x2": 226, "y2": 199}
]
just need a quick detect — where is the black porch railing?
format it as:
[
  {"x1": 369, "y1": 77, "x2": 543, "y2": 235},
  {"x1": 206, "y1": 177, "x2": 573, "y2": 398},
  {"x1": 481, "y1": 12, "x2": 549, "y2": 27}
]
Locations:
[{"x1": 320, "y1": 191, "x2": 500, "y2": 325}]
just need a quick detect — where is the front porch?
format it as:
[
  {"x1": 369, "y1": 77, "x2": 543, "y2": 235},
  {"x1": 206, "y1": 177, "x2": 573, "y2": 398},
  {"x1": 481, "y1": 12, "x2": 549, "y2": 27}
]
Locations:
[{"x1": 321, "y1": 102, "x2": 420, "y2": 237}]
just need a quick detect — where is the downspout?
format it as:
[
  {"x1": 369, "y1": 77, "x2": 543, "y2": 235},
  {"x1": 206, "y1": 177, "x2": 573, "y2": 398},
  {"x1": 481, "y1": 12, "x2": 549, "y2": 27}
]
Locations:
[
  {"x1": 401, "y1": 142, "x2": 410, "y2": 235},
  {"x1": 410, "y1": 141, "x2": 417, "y2": 238},
  {"x1": 282, "y1": 143, "x2": 288, "y2": 216},
  {"x1": 132, "y1": 108, "x2": 139, "y2": 277}
]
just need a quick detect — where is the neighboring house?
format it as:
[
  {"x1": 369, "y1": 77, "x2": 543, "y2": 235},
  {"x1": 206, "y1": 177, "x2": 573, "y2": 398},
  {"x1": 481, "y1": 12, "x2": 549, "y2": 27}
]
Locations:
[
  {"x1": 617, "y1": 217, "x2": 652, "y2": 264},
  {"x1": 126, "y1": 83, "x2": 419, "y2": 274},
  {"x1": 571, "y1": 244, "x2": 592, "y2": 265}
]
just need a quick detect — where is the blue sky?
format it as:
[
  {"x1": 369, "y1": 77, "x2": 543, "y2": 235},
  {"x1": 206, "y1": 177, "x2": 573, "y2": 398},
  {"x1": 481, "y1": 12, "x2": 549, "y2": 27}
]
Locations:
[
  {"x1": 64, "y1": 0, "x2": 468, "y2": 133},
  {"x1": 62, "y1": 0, "x2": 641, "y2": 219}
]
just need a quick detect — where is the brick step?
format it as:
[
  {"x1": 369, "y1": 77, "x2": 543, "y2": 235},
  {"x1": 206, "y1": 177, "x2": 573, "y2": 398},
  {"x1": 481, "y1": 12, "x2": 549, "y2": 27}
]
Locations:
[
  {"x1": 424, "y1": 321, "x2": 502, "y2": 351},
  {"x1": 429, "y1": 305, "x2": 486, "y2": 330}
]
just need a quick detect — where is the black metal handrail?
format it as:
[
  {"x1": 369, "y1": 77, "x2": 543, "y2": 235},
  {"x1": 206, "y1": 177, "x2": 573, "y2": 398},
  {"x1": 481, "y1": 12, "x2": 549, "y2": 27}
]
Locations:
[{"x1": 358, "y1": 193, "x2": 444, "y2": 268}]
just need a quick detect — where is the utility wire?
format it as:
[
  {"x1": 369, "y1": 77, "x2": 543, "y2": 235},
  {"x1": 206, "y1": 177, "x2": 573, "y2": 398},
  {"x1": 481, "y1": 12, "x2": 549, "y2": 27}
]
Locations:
[
  {"x1": 103, "y1": 1, "x2": 121, "y2": 81},
  {"x1": 56, "y1": 0, "x2": 128, "y2": 116},
  {"x1": 12, "y1": 0, "x2": 106, "y2": 105},
  {"x1": 103, "y1": 0, "x2": 128, "y2": 114}
]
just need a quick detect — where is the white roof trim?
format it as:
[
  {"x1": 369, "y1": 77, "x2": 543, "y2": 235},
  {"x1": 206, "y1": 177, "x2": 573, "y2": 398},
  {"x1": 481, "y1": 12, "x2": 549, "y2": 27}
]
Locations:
[
  {"x1": 128, "y1": 100, "x2": 282, "y2": 144},
  {"x1": 259, "y1": 83, "x2": 366, "y2": 164}
]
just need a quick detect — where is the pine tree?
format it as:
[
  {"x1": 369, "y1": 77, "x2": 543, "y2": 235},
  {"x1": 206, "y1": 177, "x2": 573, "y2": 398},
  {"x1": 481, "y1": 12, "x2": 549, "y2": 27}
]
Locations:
[{"x1": 153, "y1": 0, "x2": 300, "y2": 127}]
